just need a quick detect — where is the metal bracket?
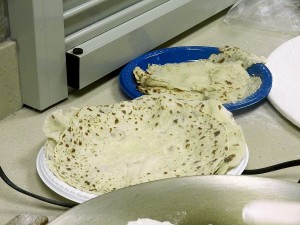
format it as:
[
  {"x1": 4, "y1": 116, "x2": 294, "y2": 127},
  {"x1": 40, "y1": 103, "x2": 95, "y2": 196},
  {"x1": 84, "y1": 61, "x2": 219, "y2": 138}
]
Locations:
[{"x1": 7, "y1": 0, "x2": 68, "y2": 110}]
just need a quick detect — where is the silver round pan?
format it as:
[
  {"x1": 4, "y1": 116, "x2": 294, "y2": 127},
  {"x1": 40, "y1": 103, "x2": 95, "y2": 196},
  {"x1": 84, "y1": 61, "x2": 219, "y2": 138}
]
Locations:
[{"x1": 48, "y1": 176, "x2": 300, "y2": 225}]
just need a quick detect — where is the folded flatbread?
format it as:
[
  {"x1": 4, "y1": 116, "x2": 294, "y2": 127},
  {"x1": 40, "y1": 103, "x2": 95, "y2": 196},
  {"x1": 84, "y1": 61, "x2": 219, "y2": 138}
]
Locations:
[
  {"x1": 43, "y1": 94, "x2": 246, "y2": 194},
  {"x1": 134, "y1": 46, "x2": 265, "y2": 103}
]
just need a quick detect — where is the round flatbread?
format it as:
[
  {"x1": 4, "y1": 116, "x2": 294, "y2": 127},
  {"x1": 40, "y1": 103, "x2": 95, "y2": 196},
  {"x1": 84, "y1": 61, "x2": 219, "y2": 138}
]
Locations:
[{"x1": 43, "y1": 94, "x2": 246, "y2": 194}]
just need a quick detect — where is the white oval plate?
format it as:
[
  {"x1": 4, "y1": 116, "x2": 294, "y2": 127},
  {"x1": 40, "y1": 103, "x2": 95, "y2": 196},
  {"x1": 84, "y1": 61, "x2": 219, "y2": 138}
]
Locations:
[
  {"x1": 36, "y1": 146, "x2": 249, "y2": 203},
  {"x1": 267, "y1": 36, "x2": 300, "y2": 127}
]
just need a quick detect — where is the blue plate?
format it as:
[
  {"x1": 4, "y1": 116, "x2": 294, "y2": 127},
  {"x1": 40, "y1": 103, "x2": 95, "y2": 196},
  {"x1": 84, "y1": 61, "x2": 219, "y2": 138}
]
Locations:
[{"x1": 119, "y1": 46, "x2": 272, "y2": 112}]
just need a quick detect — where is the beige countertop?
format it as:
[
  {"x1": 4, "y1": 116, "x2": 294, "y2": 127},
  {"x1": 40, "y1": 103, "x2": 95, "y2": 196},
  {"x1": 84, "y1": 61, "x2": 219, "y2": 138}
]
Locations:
[{"x1": 1, "y1": 11, "x2": 300, "y2": 223}]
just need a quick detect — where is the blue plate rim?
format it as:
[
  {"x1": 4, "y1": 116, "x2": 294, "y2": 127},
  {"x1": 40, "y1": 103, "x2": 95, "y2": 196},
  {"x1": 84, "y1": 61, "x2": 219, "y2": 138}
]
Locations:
[{"x1": 119, "y1": 46, "x2": 272, "y2": 112}]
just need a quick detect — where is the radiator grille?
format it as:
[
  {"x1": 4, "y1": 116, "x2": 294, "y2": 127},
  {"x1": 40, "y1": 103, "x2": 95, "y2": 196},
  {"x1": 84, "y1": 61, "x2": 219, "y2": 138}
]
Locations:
[{"x1": 64, "y1": 0, "x2": 168, "y2": 49}]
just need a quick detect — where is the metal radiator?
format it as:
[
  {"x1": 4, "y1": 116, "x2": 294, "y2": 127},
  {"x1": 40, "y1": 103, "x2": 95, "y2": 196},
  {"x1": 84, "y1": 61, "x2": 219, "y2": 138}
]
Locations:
[{"x1": 8, "y1": 0, "x2": 235, "y2": 110}]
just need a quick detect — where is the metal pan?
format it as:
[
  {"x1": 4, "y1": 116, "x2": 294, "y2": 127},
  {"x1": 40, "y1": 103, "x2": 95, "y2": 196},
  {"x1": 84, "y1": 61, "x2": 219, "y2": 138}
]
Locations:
[{"x1": 48, "y1": 176, "x2": 300, "y2": 225}]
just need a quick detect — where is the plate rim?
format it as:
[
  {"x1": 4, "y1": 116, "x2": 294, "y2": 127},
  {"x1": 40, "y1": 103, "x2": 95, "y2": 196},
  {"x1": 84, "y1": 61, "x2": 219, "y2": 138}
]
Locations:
[
  {"x1": 119, "y1": 46, "x2": 272, "y2": 112},
  {"x1": 36, "y1": 145, "x2": 249, "y2": 203},
  {"x1": 36, "y1": 148, "x2": 97, "y2": 203}
]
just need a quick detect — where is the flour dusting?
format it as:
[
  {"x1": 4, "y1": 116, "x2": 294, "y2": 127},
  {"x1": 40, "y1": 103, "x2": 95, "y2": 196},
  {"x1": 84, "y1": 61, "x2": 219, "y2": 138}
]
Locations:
[{"x1": 127, "y1": 218, "x2": 175, "y2": 225}]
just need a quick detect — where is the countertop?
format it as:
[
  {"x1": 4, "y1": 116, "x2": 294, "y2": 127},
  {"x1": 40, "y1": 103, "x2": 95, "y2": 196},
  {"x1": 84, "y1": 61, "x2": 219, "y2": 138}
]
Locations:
[{"x1": 1, "y1": 11, "x2": 300, "y2": 223}]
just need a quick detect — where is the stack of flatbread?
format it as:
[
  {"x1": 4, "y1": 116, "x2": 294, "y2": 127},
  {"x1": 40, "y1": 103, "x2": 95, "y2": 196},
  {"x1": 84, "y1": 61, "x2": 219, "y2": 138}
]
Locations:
[
  {"x1": 43, "y1": 94, "x2": 246, "y2": 194},
  {"x1": 134, "y1": 46, "x2": 265, "y2": 103}
]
